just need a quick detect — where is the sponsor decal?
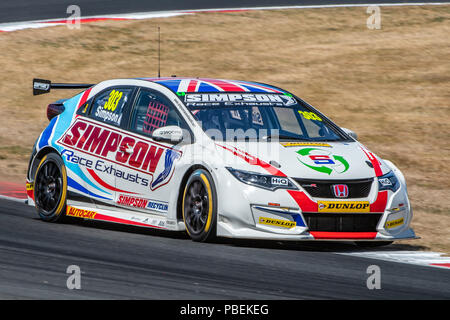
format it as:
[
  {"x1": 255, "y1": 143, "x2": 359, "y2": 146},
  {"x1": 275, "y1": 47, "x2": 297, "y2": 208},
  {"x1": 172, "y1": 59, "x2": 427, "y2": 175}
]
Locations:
[
  {"x1": 252, "y1": 107, "x2": 264, "y2": 125},
  {"x1": 116, "y1": 194, "x2": 168, "y2": 213},
  {"x1": 66, "y1": 206, "x2": 97, "y2": 219},
  {"x1": 298, "y1": 110, "x2": 322, "y2": 121},
  {"x1": 94, "y1": 106, "x2": 122, "y2": 125},
  {"x1": 117, "y1": 195, "x2": 148, "y2": 209},
  {"x1": 151, "y1": 149, "x2": 181, "y2": 189},
  {"x1": 268, "y1": 202, "x2": 280, "y2": 207},
  {"x1": 33, "y1": 81, "x2": 50, "y2": 91},
  {"x1": 385, "y1": 217, "x2": 404, "y2": 229},
  {"x1": 317, "y1": 201, "x2": 370, "y2": 213},
  {"x1": 58, "y1": 119, "x2": 181, "y2": 190},
  {"x1": 280, "y1": 142, "x2": 331, "y2": 148},
  {"x1": 130, "y1": 216, "x2": 165, "y2": 227},
  {"x1": 271, "y1": 177, "x2": 289, "y2": 186},
  {"x1": 82, "y1": 103, "x2": 89, "y2": 114},
  {"x1": 26, "y1": 182, "x2": 34, "y2": 200},
  {"x1": 296, "y1": 148, "x2": 349, "y2": 175},
  {"x1": 147, "y1": 200, "x2": 169, "y2": 213},
  {"x1": 258, "y1": 216, "x2": 296, "y2": 228},
  {"x1": 93, "y1": 89, "x2": 127, "y2": 125},
  {"x1": 332, "y1": 184, "x2": 349, "y2": 198},
  {"x1": 61, "y1": 149, "x2": 150, "y2": 187},
  {"x1": 139, "y1": 217, "x2": 165, "y2": 227},
  {"x1": 184, "y1": 93, "x2": 296, "y2": 107},
  {"x1": 378, "y1": 178, "x2": 392, "y2": 187}
]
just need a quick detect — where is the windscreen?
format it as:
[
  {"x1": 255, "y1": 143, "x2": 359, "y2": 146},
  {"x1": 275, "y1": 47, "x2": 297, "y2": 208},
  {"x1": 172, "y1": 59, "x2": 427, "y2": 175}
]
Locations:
[{"x1": 182, "y1": 93, "x2": 345, "y2": 142}]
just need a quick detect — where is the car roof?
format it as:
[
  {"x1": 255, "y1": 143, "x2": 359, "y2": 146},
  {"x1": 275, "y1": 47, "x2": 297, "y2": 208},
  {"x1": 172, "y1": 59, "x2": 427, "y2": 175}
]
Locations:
[{"x1": 138, "y1": 77, "x2": 288, "y2": 94}]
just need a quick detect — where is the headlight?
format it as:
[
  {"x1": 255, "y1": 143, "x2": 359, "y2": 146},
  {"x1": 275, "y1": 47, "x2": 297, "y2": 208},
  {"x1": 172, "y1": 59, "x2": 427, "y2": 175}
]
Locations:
[
  {"x1": 226, "y1": 167, "x2": 298, "y2": 191},
  {"x1": 378, "y1": 171, "x2": 400, "y2": 192}
]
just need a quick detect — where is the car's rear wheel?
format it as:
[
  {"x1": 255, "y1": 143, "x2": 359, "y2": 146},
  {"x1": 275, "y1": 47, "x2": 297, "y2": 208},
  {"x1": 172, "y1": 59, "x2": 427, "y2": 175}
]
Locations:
[
  {"x1": 34, "y1": 153, "x2": 68, "y2": 222},
  {"x1": 182, "y1": 169, "x2": 217, "y2": 242}
]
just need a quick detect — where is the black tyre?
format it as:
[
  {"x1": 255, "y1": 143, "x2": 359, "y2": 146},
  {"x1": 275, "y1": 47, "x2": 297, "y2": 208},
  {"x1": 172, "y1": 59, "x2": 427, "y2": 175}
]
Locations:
[
  {"x1": 355, "y1": 241, "x2": 393, "y2": 248},
  {"x1": 34, "y1": 153, "x2": 68, "y2": 222},
  {"x1": 182, "y1": 169, "x2": 217, "y2": 242}
]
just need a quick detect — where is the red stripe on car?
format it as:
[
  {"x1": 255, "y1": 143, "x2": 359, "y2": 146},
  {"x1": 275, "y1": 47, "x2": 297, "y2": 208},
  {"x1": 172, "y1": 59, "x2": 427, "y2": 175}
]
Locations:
[
  {"x1": 93, "y1": 213, "x2": 164, "y2": 229},
  {"x1": 216, "y1": 143, "x2": 286, "y2": 177},
  {"x1": 187, "y1": 80, "x2": 198, "y2": 92},
  {"x1": 78, "y1": 88, "x2": 92, "y2": 109},
  {"x1": 86, "y1": 168, "x2": 137, "y2": 194},
  {"x1": 370, "y1": 191, "x2": 388, "y2": 212},
  {"x1": 310, "y1": 232, "x2": 377, "y2": 239},
  {"x1": 360, "y1": 146, "x2": 383, "y2": 177},
  {"x1": 205, "y1": 79, "x2": 246, "y2": 92},
  {"x1": 430, "y1": 263, "x2": 450, "y2": 268},
  {"x1": 286, "y1": 190, "x2": 318, "y2": 212}
]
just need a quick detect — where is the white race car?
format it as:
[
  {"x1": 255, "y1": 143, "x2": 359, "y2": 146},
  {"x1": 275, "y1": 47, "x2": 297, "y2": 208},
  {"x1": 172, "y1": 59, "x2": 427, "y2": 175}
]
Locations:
[{"x1": 26, "y1": 77, "x2": 416, "y2": 245}]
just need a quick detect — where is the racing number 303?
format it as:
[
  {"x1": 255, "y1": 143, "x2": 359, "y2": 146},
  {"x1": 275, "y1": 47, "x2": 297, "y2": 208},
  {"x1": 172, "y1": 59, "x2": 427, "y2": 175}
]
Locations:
[
  {"x1": 104, "y1": 90, "x2": 123, "y2": 111},
  {"x1": 298, "y1": 110, "x2": 322, "y2": 121}
]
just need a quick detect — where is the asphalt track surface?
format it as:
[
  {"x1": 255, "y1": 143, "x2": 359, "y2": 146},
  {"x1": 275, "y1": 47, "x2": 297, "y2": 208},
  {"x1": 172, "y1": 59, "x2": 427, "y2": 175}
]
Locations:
[
  {"x1": 0, "y1": 199, "x2": 449, "y2": 299},
  {"x1": 1, "y1": 0, "x2": 449, "y2": 23}
]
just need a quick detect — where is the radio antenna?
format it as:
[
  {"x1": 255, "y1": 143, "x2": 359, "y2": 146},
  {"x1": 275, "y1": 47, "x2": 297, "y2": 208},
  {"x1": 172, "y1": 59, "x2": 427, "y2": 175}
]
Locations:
[{"x1": 158, "y1": 26, "x2": 161, "y2": 78}]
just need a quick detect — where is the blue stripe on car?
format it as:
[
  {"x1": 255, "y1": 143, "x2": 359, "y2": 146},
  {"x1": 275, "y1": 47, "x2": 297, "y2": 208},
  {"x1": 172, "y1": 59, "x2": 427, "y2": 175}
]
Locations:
[
  {"x1": 38, "y1": 116, "x2": 57, "y2": 150},
  {"x1": 67, "y1": 177, "x2": 111, "y2": 200},
  {"x1": 64, "y1": 161, "x2": 111, "y2": 196}
]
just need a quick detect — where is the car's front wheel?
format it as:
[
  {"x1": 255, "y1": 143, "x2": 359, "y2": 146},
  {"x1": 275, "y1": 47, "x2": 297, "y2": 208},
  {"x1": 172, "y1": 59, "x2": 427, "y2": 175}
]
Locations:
[
  {"x1": 34, "y1": 153, "x2": 68, "y2": 222},
  {"x1": 182, "y1": 169, "x2": 217, "y2": 242}
]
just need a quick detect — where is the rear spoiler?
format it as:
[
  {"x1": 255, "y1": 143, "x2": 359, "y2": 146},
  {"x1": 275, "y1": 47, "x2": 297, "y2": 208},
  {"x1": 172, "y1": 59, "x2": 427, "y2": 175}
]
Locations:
[{"x1": 33, "y1": 78, "x2": 94, "y2": 95}]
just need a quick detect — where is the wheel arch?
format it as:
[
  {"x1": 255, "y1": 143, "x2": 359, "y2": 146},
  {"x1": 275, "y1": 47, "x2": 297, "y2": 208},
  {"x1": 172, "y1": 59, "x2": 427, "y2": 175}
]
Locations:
[
  {"x1": 28, "y1": 146, "x2": 61, "y2": 181},
  {"x1": 176, "y1": 164, "x2": 215, "y2": 221}
]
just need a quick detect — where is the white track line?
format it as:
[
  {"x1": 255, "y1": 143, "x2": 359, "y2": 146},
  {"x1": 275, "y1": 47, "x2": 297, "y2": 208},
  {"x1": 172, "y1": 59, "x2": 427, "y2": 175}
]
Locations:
[
  {"x1": 0, "y1": 12, "x2": 190, "y2": 32},
  {"x1": 0, "y1": 2, "x2": 449, "y2": 32},
  {"x1": 337, "y1": 251, "x2": 450, "y2": 269},
  {"x1": 0, "y1": 195, "x2": 27, "y2": 204}
]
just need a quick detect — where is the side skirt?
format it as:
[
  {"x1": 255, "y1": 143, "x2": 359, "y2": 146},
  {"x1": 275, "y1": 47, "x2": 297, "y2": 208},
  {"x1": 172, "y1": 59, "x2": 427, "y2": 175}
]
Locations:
[{"x1": 65, "y1": 199, "x2": 182, "y2": 231}]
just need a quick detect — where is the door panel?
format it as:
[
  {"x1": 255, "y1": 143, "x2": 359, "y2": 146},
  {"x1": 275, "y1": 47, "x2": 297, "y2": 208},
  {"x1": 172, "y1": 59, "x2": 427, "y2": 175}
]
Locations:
[
  {"x1": 114, "y1": 88, "x2": 187, "y2": 216},
  {"x1": 113, "y1": 128, "x2": 182, "y2": 216}
]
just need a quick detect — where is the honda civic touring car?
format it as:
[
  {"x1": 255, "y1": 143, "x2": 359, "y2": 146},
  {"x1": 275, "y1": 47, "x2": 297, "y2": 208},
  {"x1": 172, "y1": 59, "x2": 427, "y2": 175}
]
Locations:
[{"x1": 26, "y1": 77, "x2": 416, "y2": 245}]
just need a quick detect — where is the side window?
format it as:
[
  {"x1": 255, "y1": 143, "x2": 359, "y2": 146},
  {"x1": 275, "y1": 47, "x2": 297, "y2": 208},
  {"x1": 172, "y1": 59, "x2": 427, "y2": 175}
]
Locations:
[
  {"x1": 131, "y1": 89, "x2": 186, "y2": 137},
  {"x1": 90, "y1": 88, "x2": 133, "y2": 127}
]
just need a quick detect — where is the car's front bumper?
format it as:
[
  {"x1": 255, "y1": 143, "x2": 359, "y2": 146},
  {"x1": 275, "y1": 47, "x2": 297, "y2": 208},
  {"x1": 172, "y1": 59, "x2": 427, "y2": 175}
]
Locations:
[{"x1": 214, "y1": 167, "x2": 416, "y2": 241}]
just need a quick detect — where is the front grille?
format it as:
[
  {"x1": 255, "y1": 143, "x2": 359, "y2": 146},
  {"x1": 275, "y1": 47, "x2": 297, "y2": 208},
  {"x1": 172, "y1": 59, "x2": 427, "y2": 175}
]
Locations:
[
  {"x1": 303, "y1": 213, "x2": 382, "y2": 232},
  {"x1": 294, "y1": 178, "x2": 373, "y2": 199}
]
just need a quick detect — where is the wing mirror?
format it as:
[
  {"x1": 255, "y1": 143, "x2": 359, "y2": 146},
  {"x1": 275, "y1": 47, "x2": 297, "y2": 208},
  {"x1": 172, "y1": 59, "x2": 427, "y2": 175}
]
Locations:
[
  {"x1": 341, "y1": 127, "x2": 358, "y2": 140},
  {"x1": 152, "y1": 126, "x2": 184, "y2": 144}
]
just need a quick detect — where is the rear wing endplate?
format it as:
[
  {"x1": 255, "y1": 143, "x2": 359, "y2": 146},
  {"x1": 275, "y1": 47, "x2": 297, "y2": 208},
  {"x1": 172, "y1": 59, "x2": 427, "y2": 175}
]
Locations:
[{"x1": 33, "y1": 78, "x2": 94, "y2": 95}]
